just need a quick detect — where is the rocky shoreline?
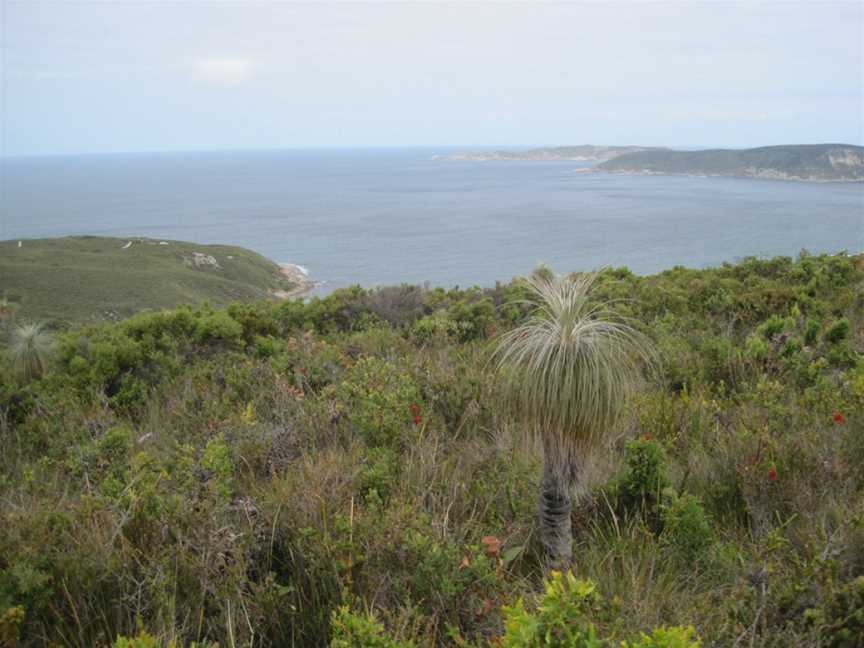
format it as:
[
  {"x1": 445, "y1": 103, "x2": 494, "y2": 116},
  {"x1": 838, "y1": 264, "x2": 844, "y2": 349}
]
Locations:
[
  {"x1": 274, "y1": 262, "x2": 319, "y2": 298},
  {"x1": 593, "y1": 168, "x2": 864, "y2": 183}
]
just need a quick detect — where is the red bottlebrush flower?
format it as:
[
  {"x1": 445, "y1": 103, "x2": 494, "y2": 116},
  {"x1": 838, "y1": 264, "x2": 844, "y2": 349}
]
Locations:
[
  {"x1": 767, "y1": 466, "x2": 778, "y2": 482},
  {"x1": 413, "y1": 415, "x2": 423, "y2": 426},
  {"x1": 833, "y1": 412, "x2": 845, "y2": 424},
  {"x1": 410, "y1": 403, "x2": 421, "y2": 416}
]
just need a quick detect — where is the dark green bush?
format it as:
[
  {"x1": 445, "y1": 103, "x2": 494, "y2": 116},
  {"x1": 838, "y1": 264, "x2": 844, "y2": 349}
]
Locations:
[
  {"x1": 804, "y1": 318, "x2": 821, "y2": 346},
  {"x1": 617, "y1": 439, "x2": 669, "y2": 516},
  {"x1": 825, "y1": 318, "x2": 850, "y2": 344},
  {"x1": 660, "y1": 493, "x2": 714, "y2": 562}
]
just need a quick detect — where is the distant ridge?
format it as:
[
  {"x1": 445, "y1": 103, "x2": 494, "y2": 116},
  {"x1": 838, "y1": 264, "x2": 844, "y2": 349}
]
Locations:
[
  {"x1": 439, "y1": 145, "x2": 664, "y2": 162},
  {"x1": 442, "y1": 143, "x2": 864, "y2": 182},
  {"x1": 597, "y1": 144, "x2": 864, "y2": 182}
]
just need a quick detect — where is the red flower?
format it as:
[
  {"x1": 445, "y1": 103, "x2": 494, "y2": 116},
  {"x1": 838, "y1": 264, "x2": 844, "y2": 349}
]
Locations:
[
  {"x1": 481, "y1": 535, "x2": 501, "y2": 556},
  {"x1": 410, "y1": 403, "x2": 421, "y2": 416},
  {"x1": 413, "y1": 415, "x2": 423, "y2": 426},
  {"x1": 833, "y1": 412, "x2": 845, "y2": 424},
  {"x1": 767, "y1": 466, "x2": 778, "y2": 482}
]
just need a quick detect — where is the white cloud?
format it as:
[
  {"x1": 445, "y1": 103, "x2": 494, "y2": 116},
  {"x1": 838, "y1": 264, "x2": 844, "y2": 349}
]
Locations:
[{"x1": 191, "y1": 58, "x2": 255, "y2": 86}]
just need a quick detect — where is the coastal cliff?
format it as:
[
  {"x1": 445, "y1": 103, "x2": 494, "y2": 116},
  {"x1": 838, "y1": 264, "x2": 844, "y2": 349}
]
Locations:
[
  {"x1": 597, "y1": 144, "x2": 864, "y2": 182},
  {"x1": 443, "y1": 143, "x2": 864, "y2": 182}
]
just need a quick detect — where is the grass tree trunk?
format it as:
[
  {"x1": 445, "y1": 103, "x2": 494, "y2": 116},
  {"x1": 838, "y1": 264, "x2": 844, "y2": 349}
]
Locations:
[{"x1": 539, "y1": 445, "x2": 578, "y2": 566}]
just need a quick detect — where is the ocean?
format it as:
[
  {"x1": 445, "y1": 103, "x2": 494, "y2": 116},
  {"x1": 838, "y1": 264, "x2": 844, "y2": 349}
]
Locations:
[{"x1": 2, "y1": 148, "x2": 863, "y2": 293}]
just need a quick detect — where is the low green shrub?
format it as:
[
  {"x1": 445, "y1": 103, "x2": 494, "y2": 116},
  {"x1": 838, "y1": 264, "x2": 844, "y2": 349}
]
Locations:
[
  {"x1": 329, "y1": 605, "x2": 416, "y2": 648},
  {"x1": 617, "y1": 439, "x2": 669, "y2": 517},
  {"x1": 660, "y1": 493, "x2": 714, "y2": 562},
  {"x1": 824, "y1": 318, "x2": 850, "y2": 344},
  {"x1": 500, "y1": 571, "x2": 604, "y2": 648},
  {"x1": 620, "y1": 626, "x2": 700, "y2": 648},
  {"x1": 338, "y1": 356, "x2": 422, "y2": 447},
  {"x1": 805, "y1": 575, "x2": 864, "y2": 648},
  {"x1": 804, "y1": 318, "x2": 821, "y2": 346}
]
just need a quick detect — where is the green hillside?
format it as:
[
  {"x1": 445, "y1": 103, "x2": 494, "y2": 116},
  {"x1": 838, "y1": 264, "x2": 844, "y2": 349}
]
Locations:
[
  {"x1": 0, "y1": 236, "x2": 301, "y2": 326},
  {"x1": 1, "y1": 252, "x2": 862, "y2": 647},
  {"x1": 598, "y1": 143, "x2": 864, "y2": 181}
]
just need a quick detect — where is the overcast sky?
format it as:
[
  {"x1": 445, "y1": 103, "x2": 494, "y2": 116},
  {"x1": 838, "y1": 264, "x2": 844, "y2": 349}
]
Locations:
[{"x1": 2, "y1": 1, "x2": 862, "y2": 156}]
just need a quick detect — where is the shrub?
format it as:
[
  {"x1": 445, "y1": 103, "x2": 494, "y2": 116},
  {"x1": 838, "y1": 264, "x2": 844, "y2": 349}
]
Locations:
[
  {"x1": 744, "y1": 334, "x2": 769, "y2": 362},
  {"x1": 112, "y1": 631, "x2": 218, "y2": 648},
  {"x1": 0, "y1": 606, "x2": 25, "y2": 646},
  {"x1": 193, "y1": 310, "x2": 243, "y2": 345},
  {"x1": 804, "y1": 319, "x2": 821, "y2": 346},
  {"x1": 338, "y1": 356, "x2": 422, "y2": 447},
  {"x1": 329, "y1": 605, "x2": 416, "y2": 648},
  {"x1": 253, "y1": 334, "x2": 283, "y2": 358},
  {"x1": 360, "y1": 285, "x2": 428, "y2": 328},
  {"x1": 357, "y1": 446, "x2": 399, "y2": 502},
  {"x1": 824, "y1": 319, "x2": 850, "y2": 344},
  {"x1": 112, "y1": 631, "x2": 161, "y2": 648},
  {"x1": 757, "y1": 315, "x2": 789, "y2": 340},
  {"x1": 617, "y1": 439, "x2": 669, "y2": 516},
  {"x1": 660, "y1": 494, "x2": 714, "y2": 562},
  {"x1": 805, "y1": 576, "x2": 864, "y2": 648},
  {"x1": 500, "y1": 571, "x2": 604, "y2": 648},
  {"x1": 410, "y1": 314, "x2": 464, "y2": 345},
  {"x1": 201, "y1": 433, "x2": 234, "y2": 501},
  {"x1": 621, "y1": 626, "x2": 701, "y2": 648},
  {"x1": 779, "y1": 336, "x2": 802, "y2": 359}
]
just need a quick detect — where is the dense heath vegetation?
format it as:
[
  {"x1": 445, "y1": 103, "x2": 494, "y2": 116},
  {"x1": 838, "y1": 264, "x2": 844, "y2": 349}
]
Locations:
[{"x1": 1, "y1": 252, "x2": 862, "y2": 647}]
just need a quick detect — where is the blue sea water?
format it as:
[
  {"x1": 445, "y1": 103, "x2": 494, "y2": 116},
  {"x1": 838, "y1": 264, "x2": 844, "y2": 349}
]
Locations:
[{"x1": 2, "y1": 148, "x2": 863, "y2": 293}]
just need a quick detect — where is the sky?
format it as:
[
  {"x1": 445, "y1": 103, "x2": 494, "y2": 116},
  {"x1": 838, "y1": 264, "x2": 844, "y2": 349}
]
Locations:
[{"x1": 1, "y1": 1, "x2": 863, "y2": 156}]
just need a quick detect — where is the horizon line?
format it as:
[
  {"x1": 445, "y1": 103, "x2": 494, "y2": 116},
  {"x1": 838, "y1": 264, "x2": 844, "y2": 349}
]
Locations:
[{"x1": 3, "y1": 141, "x2": 864, "y2": 160}]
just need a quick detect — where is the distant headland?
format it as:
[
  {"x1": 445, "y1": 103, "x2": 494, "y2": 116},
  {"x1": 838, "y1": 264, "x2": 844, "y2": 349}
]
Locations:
[
  {"x1": 436, "y1": 145, "x2": 662, "y2": 162},
  {"x1": 0, "y1": 236, "x2": 317, "y2": 325},
  {"x1": 442, "y1": 143, "x2": 864, "y2": 182}
]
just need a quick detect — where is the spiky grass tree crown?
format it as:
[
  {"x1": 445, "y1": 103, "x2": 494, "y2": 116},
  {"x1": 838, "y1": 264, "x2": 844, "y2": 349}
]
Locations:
[
  {"x1": 9, "y1": 321, "x2": 53, "y2": 380},
  {"x1": 494, "y1": 270, "x2": 654, "y2": 453}
]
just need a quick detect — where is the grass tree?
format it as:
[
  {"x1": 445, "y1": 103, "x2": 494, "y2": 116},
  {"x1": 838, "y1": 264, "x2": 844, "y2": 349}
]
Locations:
[
  {"x1": 494, "y1": 269, "x2": 654, "y2": 565},
  {"x1": 9, "y1": 322, "x2": 53, "y2": 380}
]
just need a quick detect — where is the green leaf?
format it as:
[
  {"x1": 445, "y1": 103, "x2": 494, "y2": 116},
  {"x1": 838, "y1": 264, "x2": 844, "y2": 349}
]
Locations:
[{"x1": 502, "y1": 544, "x2": 524, "y2": 565}]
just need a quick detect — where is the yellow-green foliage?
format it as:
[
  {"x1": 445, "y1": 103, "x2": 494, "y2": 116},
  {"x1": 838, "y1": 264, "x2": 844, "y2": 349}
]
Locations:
[
  {"x1": 201, "y1": 434, "x2": 234, "y2": 501},
  {"x1": 0, "y1": 605, "x2": 25, "y2": 645},
  {"x1": 112, "y1": 630, "x2": 218, "y2": 648},
  {"x1": 329, "y1": 606, "x2": 416, "y2": 648},
  {"x1": 620, "y1": 626, "x2": 700, "y2": 648},
  {"x1": 501, "y1": 572, "x2": 604, "y2": 648},
  {"x1": 499, "y1": 572, "x2": 700, "y2": 648}
]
